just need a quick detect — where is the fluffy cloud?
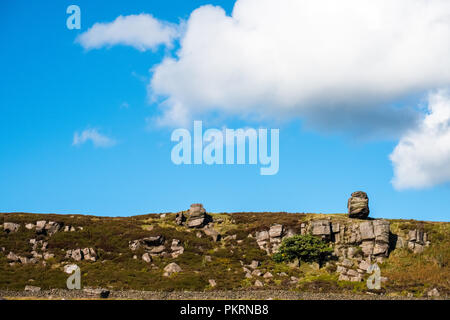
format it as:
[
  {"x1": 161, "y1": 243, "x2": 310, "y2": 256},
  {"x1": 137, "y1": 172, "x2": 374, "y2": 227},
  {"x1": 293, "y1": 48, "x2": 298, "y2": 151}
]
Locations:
[
  {"x1": 77, "y1": 14, "x2": 178, "y2": 51},
  {"x1": 72, "y1": 129, "x2": 116, "y2": 148},
  {"x1": 390, "y1": 91, "x2": 450, "y2": 189},
  {"x1": 149, "y1": 0, "x2": 450, "y2": 135}
]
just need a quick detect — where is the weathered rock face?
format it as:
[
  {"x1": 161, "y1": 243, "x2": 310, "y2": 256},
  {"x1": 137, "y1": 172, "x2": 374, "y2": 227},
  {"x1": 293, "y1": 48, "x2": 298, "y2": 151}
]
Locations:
[
  {"x1": 408, "y1": 229, "x2": 430, "y2": 253},
  {"x1": 348, "y1": 191, "x2": 370, "y2": 219},
  {"x1": 311, "y1": 220, "x2": 331, "y2": 239},
  {"x1": 256, "y1": 224, "x2": 286, "y2": 254},
  {"x1": 254, "y1": 219, "x2": 391, "y2": 263}
]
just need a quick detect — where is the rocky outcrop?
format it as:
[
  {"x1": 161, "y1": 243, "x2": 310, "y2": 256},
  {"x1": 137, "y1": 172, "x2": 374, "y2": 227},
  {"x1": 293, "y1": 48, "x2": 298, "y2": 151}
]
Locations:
[
  {"x1": 187, "y1": 204, "x2": 210, "y2": 228},
  {"x1": 348, "y1": 191, "x2": 370, "y2": 219},
  {"x1": 35, "y1": 221, "x2": 61, "y2": 236},
  {"x1": 407, "y1": 229, "x2": 430, "y2": 253},
  {"x1": 256, "y1": 224, "x2": 287, "y2": 254},
  {"x1": 254, "y1": 219, "x2": 391, "y2": 264},
  {"x1": 129, "y1": 236, "x2": 185, "y2": 259},
  {"x1": 7, "y1": 251, "x2": 39, "y2": 265},
  {"x1": 65, "y1": 248, "x2": 97, "y2": 262},
  {"x1": 175, "y1": 212, "x2": 186, "y2": 225}
]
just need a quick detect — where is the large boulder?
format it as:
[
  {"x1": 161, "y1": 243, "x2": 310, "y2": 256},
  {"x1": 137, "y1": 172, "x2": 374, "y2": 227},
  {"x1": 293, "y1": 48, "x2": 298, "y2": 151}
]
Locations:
[
  {"x1": 142, "y1": 236, "x2": 164, "y2": 247},
  {"x1": 203, "y1": 227, "x2": 221, "y2": 242},
  {"x1": 348, "y1": 191, "x2": 370, "y2": 219},
  {"x1": 35, "y1": 221, "x2": 47, "y2": 234},
  {"x1": 45, "y1": 221, "x2": 61, "y2": 236},
  {"x1": 3, "y1": 223, "x2": 20, "y2": 233}
]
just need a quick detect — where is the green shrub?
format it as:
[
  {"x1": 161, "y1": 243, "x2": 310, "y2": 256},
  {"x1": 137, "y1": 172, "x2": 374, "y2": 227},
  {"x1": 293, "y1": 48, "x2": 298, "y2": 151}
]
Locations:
[{"x1": 273, "y1": 234, "x2": 332, "y2": 264}]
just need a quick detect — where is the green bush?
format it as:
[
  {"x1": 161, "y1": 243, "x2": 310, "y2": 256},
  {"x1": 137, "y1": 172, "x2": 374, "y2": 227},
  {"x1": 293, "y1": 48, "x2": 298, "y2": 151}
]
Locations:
[{"x1": 273, "y1": 234, "x2": 333, "y2": 264}]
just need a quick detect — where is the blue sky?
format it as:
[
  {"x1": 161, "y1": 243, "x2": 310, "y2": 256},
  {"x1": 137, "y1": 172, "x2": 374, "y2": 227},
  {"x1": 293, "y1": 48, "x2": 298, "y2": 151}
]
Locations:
[{"x1": 1, "y1": 0, "x2": 450, "y2": 221}]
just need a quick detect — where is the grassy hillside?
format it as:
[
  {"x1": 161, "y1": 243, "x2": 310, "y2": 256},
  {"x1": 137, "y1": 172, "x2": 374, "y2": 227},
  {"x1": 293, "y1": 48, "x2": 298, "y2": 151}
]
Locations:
[{"x1": 0, "y1": 211, "x2": 448, "y2": 298}]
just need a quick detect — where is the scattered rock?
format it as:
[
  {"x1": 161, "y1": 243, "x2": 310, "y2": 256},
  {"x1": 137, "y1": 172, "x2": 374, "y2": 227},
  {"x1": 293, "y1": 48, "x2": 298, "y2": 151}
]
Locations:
[
  {"x1": 83, "y1": 288, "x2": 110, "y2": 299},
  {"x1": 348, "y1": 191, "x2": 370, "y2": 219},
  {"x1": 263, "y1": 272, "x2": 273, "y2": 279},
  {"x1": 7, "y1": 252, "x2": 20, "y2": 262},
  {"x1": 254, "y1": 280, "x2": 264, "y2": 287},
  {"x1": 24, "y1": 285, "x2": 41, "y2": 292},
  {"x1": 209, "y1": 279, "x2": 217, "y2": 287},
  {"x1": 175, "y1": 212, "x2": 186, "y2": 225},
  {"x1": 427, "y1": 288, "x2": 440, "y2": 298},
  {"x1": 142, "y1": 253, "x2": 152, "y2": 263},
  {"x1": 249, "y1": 260, "x2": 260, "y2": 269},
  {"x1": 163, "y1": 262, "x2": 182, "y2": 277},
  {"x1": 252, "y1": 269, "x2": 263, "y2": 277},
  {"x1": 43, "y1": 253, "x2": 54, "y2": 260}
]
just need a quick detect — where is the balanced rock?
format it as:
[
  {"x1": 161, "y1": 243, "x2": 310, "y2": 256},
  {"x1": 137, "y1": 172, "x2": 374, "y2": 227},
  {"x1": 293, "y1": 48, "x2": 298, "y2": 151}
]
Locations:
[
  {"x1": 187, "y1": 204, "x2": 209, "y2": 228},
  {"x1": 348, "y1": 191, "x2": 370, "y2": 219}
]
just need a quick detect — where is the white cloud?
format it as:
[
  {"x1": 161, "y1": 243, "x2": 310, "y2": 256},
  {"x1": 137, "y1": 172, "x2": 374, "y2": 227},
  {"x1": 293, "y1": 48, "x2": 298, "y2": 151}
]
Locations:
[
  {"x1": 72, "y1": 129, "x2": 116, "y2": 148},
  {"x1": 77, "y1": 14, "x2": 178, "y2": 51},
  {"x1": 149, "y1": 0, "x2": 450, "y2": 136},
  {"x1": 390, "y1": 90, "x2": 450, "y2": 189}
]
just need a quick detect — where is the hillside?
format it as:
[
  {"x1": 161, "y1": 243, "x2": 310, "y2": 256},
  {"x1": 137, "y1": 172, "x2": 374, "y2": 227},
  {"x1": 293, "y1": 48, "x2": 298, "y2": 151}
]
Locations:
[{"x1": 0, "y1": 206, "x2": 449, "y2": 299}]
